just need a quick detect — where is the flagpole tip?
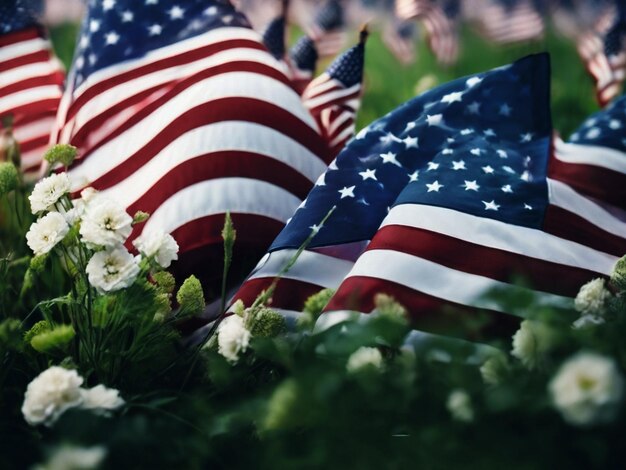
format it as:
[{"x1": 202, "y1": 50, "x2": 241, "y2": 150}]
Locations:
[{"x1": 359, "y1": 24, "x2": 369, "y2": 44}]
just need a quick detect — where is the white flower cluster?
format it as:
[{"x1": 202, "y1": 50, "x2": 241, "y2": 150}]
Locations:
[
  {"x1": 346, "y1": 347, "x2": 384, "y2": 373},
  {"x1": 25, "y1": 173, "x2": 179, "y2": 294},
  {"x1": 511, "y1": 320, "x2": 554, "y2": 369},
  {"x1": 447, "y1": 389, "x2": 474, "y2": 423},
  {"x1": 21, "y1": 366, "x2": 124, "y2": 427},
  {"x1": 217, "y1": 315, "x2": 251, "y2": 363},
  {"x1": 573, "y1": 278, "x2": 612, "y2": 329},
  {"x1": 549, "y1": 352, "x2": 624, "y2": 426}
]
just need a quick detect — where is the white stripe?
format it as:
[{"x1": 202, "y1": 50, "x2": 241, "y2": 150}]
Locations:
[
  {"x1": 344, "y1": 249, "x2": 573, "y2": 313},
  {"x1": 21, "y1": 147, "x2": 46, "y2": 168},
  {"x1": 382, "y1": 204, "x2": 618, "y2": 275},
  {"x1": 0, "y1": 85, "x2": 62, "y2": 114},
  {"x1": 143, "y1": 178, "x2": 301, "y2": 234},
  {"x1": 68, "y1": 47, "x2": 295, "y2": 138},
  {"x1": 13, "y1": 116, "x2": 56, "y2": 142},
  {"x1": 71, "y1": 27, "x2": 264, "y2": 99},
  {"x1": 554, "y1": 139, "x2": 626, "y2": 174},
  {"x1": 0, "y1": 60, "x2": 61, "y2": 88},
  {"x1": 304, "y1": 83, "x2": 361, "y2": 110},
  {"x1": 330, "y1": 123, "x2": 355, "y2": 148},
  {"x1": 548, "y1": 178, "x2": 626, "y2": 238},
  {"x1": 0, "y1": 37, "x2": 50, "y2": 62},
  {"x1": 92, "y1": 121, "x2": 326, "y2": 205},
  {"x1": 66, "y1": 71, "x2": 319, "y2": 183},
  {"x1": 247, "y1": 248, "x2": 354, "y2": 289}
]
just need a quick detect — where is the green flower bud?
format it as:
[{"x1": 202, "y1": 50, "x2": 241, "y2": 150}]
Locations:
[
  {"x1": 303, "y1": 288, "x2": 335, "y2": 317},
  {"x1": 30, "y1": 324, "x2": 75, "y2": 354},
  {"x1": 248, "y1": 307, "x2": 286, "y2": 338},
  {"x1": 263, "y1": 379, "x2": 300, "y2": 431},
  {"x1": 132, "y1": 210, "x2": 150, "y2": 225},
  {"x1": 29, "y1": 253, "x2": 48, "y2": 274},
  {"x1": 0, "y1": 318, "x2": 22, "y2": 351},
  {"x1": 0, "y1": 162, "x2": 18, "y2": 196},
  {"x1": 232, "y1": 299, "x2": 245, "y2": 317},
  {"x1": 153, "y1": 292, "x2": 172, "y2": 322},
  {"x1": 152, "y1": 270, "x2": 175, "y2": 295},
  {"x1": 23, "y1": 320, "x2": 51, "y2": 345},
  {"x1": 374, "y1": 293, "x2": 407, "y2": 320},
  {"x1": 176, "y1": 275, "x2": 205, "y2": 317},
  {"x1": 43, "y1": 144, "x2": 78, "y2": 167},
  {"x1": 611, "y1": 256, "x2": 626, "y2": 292},
  {"x1": 221, "y1": 211, "x2": 236, "y2": 246}
]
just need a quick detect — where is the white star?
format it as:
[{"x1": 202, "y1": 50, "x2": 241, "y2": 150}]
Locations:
[
  {"x1": 405, "y1": 122, "x2": 416, "y2": 131},
  {"x1": 426, "y1": 181, "x2": 444, "y2": 192},
  {"x1": 148, "y1": 24, "x2": 163, "y2": 36},
  {"x1": 466, "y1": 76, "x2": 483, "y2": 87},
  {"x1": 441, "y1": 91, "x2": 463, "y2": 104},
  {"x1": 452, "y1": 160, "x2": 466, "y2": 170},
  {"x1": 460, "y1": 128, "x2": 474, "y2": 135},
  {"x1": 497, "y1": 149, "x2": 508, "y2": 159},
  {"x1": 524, "y1": 203, "x2": 533, "y2": 210},
  {"x1": 427, "y1": 161, "x2": 440, "y2": 171},
  {"x1": 408, "y1": 171, "x2": 419, "y2": 182},
  {"x1": 464, "y1": 180, "x2": 479, "y2": 191},
  {"x1": 447, "y1": 137, "x2": 455, "y2": 143},
  {"x1": 484, "y1": 128, "x2": 496, "y2": 137},
  {"x1": 145, "y1": 0, "x2": 158, "y2": 4},
  {"x1": 482, "y1": 165, "x2": 495, "y2": 174},
  {"x1": 499, "y1": 103, "x2": 512, "y2": 116},
  {"x1": 380, "y1": 152, "x2": 401, "y2": 167},
  {"x1": 520, "y1": 171, "x2": 531, "y2": 182},
  {"x1": 121, "y1": 10, "x2": 133, "y2": 22},
  {"x1": 79, "y1": 35, "x2": 89, "y2": 48},
  {"x1": 89, "y1": 20, "x2": 100, "y2": 32},
  {"x1": 470, "y1": 148, "x2": 482, "y2": 156},
  {"x1": 502, "y1": 166, "x2": 515, "y2": 174},
  {"x1": 442, "y1": 148, "x2": 454, "y2": 155},
  {"x1": 355, "y1": 127, "x2": 368, "y2": 139},
  {"x1": 105, "y1": 31, "x2": 120, "y2": 45},
  {"x1": 168, "y1": 5, "x2": 185, "y2": 19},
  {"x1": 501, "y1": 184, "x2": 513, "y2": 193},
  {"x1": 467, "y1": 102, "x2": 481, "y2": 114},
  {"x1": 204, "y1": 6, "x2": 218, "y2": 15},
  {"x1": 315, "y1": 173, "x2": 326, "y2": 186},
  {"x1": 75, "y1": 56, "x2": 85, "y2": 69},
  {"x1": 88, "y1": 54, "x2": 96, "y2": 65},
  {"x1": 482, "y1": 200, "x2": 500, "y2": 211},
  {"x1": 609, "y1": 119, "x2": 622, "y2": 130},
  {"x1": 102, "y1": 0, "x2": 116, "y2": 11},
  {"x1": 585, "y1": 127, "x2": 601, "y2": 139},
  {"x1": 359, "y1": 169, "x2": 377, "y2": 181},
  {"x1": 338, "y1": 186, "x2": 356, "y2": 199},
  {"x1": 426, "y1": 114, "x2": 443, "y2": 126},
  {"x1": 403, "y1": 136, "x2": 418, "y2": 149},
  {"x1": 309, "y1": 223, "x2": 322, "y2": 234},
  {"x1": 379, "y1": 132, "x2": 399, "y2": 145},
  {"x1": 520, "y1": 132, "x2": 533, "y2": 143}
]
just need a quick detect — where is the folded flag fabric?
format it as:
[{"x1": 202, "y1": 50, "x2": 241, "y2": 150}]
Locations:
[
  {"x1": 0, "y1": 0, "x2": 64, "y2": 177},
  {"x1": 234, "y1": 53, "x2": 626, "y2": 342},
  {"x1": 302, "y1": 29, "x2": 367, "y2": 158},
  {"x1": 52, "y1": 0, "x2": 331, "y2": 293}
]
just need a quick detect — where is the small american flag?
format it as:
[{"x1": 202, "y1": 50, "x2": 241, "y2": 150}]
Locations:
[
  {"x1": 307, "y1": 0, "x2": 346, "y2": 58},
  {"x1": 0, "y1": 0, "x2": 64, "y2": 177},
  {"x1": 233, "y1": 53, "x2": 626, "y2": 341},
  {"x1": 476, "y1": 0, "x2": 544, "y2": 45},
  {"x1": 288, "y1": 35, "x2": 318, "y2": 94},
  {"x1": 53, "y1": 0, "x2": 331, "y2": 293},
  {"x1": 302, "y1": 28, "x2": 367, "y2": 157}
]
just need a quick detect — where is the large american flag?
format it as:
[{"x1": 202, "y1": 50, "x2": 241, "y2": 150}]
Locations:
[
  {"x1": 302, "y1": 29, "x2": 367, "y2": 158},
  {"x1": 53, "y1": 0, "x2": 331, "y2": 293},
  {"x1": 233, "y1": 53, "x2": 626, "y2": 340},
  {"x1": 0, "y1": 0, "x2": 64, "y2": 177}
]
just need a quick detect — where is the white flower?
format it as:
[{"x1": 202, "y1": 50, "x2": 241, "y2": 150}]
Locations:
[
  {"x1": 217, "y1": 315, "x2": 251, "y2": 363},
  {"x1": 22, "y1": 366, "x2": 84, "y2": 426},
  {"x1": 447, "y1": 389, "x2": 474, "y2": 423},
  {"x1": 80, "y1": 198, "x2": 132, "y2": 247},
  {"x1": 33, "y1": 445, "x2": 106, "y2": 470},
  {"x1": 346, "y1": 347, "x2": 383, "y2": 373},
  {"x1": 575, "y1": 278, "x2": 611, "y2": 316},
  {"x1": 86, "y1": 246, "x2": 140, "y2": 293},
  {"x1": 549, "y1": 352, "x2": 624, "y2": 426},
  {"x1": 26, "y1": 212, "x2": 70, "y2": 256},
  {"x1": 29, "y1": 173, "x2": 71, "y2": 214},
  {"x1": 133, "y1": 230, "x2": 179, "y2": 268},
  {"x1": 572, "y1": 314, "x2": 606, "y2": 330},
  {"x1": 80, "y1": 385, "x2": 124, "y2": 415},
  {"x1": 80, "y1": 187, "x2": 98, "y2": 203},
  {"x1": 511, "y1": 319, "x2": 554, "y2": 369}
]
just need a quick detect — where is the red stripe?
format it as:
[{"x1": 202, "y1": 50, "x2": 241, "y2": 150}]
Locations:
[
  {"x1": 0, "y1": 27, "x2": 42, "y2": 48},
  {"x1": 73, "y1": 97, "x2": 329, "y2": 190},
  {"x1": 325, "y1": 276, "x2": 522, "y2": 341},
  {"x1": 123, "y1": 151, "x2": 315, "y2": 217},
  {"x1": 366, "y1": 224, "x2": 598, "y2": 298},
  {"x1": 4, "y1": 98, "x2": 61, "y2": 117},
  {"x1": 0, "y1": 72, "x2": 64, "y2": 97},
  {"x1": 233, "y1": 276, "x2": 323, "y2": 312},
  {"x1": 19, "y1": 134, "x2": 49, "y2": 153},
  {"x1": 64, "y1": 38, "x2": 267, "y2": 123},
  {"x1": 0, "y1": 50, "x2": 53, "y2": 73},
  {"x1": 548, "y1": 156, "x2": 626, "y2": 209}
]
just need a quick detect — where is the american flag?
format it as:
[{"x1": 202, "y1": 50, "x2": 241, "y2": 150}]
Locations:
[
  {"x1": 577, "y1": 3, "x2": 626, "y2": 108},
  {"x1": 261, "y1": 13, "x2": 287, "y2": 61},
  {"x1": 288, "y1": 35, "x2": 318, "y2": 95},
  {"x1": 0, "y1": 0, "x2": 64, "y2": 177},
  {"x1": 381, "y1": 19, "x2": 418, "y2": 66},
  {"x1": 475, "y1": 0, "x2": 544, "y2": 45},
  {"x1": 233, "y1": 53, "x2": 626, "y2": 341},
  {"x1": 307, "y1": 0, "x2": 346, "y2": 58},
  {"x1": 52, "y1": 0, "x2": 331, "y2": 293},
  {"x1": 302, "y1": 28, "x2": 367, "y2": 157}
]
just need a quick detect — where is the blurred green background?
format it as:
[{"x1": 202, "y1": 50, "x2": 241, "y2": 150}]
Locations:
[{"x1": 49, "y1": 23, "x2": 599, "y2": 138}]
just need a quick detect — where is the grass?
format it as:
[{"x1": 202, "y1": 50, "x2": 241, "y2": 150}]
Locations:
[{"x1": 49, "y1": 23, "x2": 599, "y2": 139}]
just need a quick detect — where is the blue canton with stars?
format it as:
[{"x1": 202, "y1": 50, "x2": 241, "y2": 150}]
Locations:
[
  {"x1": 569, "y1": 94, "x2": 626, "y2": 151},
  {"x1": 270, "y1": 53, "x2": 552, "y2": 251},
  {"x1": 71, "y1": 0, "x2": 249, "y2": 88},
  {"x1": 0, "y1": 0, "x2": 43, "y2": 34}
]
